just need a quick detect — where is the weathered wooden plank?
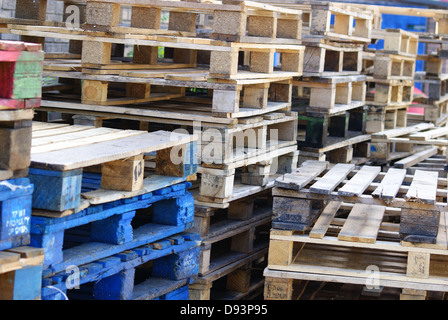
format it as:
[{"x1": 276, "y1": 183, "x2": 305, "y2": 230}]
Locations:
[
  {"x1": 338, "y1": 166, "x2": 380, "y2": 197},
  {"x1": 275, "y1": 160, "x2": 329, "y2": 190},
  {"x1": 405, "y1": 169, "x2": 438, "y2": 204},
  {"x1": 30, "y1": 130, "x2": 194, "y2": 171},
  {"x1": 394, "y1": 147, "x2": 438, "y2": 169},
  {"x1": 309, "y1": 163, "x2": 355, "y2": 195},
  {"x1": 309, "y1": 201, "x2": 342, "y2": 239},
  {"x1": 338, "y1": 203, "x2": 386, "y2": 243},
  {"x1": 371, "y1": 168, "x2": 406, "y2": 201}
]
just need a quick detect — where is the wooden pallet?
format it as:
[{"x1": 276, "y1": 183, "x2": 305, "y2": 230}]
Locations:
[
  {"x1": 372, "y1": 28, "x2": 419, "y2": 57},
  {"x1": 302, "y1": 41, "x2": 364, "y2": 76},
  {"x1": 366, "y1": 52, "x2": 416, "y2": 80},
  {"x1": 1, "y1": 0, "x2": 304, "y2": 48},
  {"x1": 366, "y1": 78, "x2": 414, "y2": 106},
  {"x1": 42, "y1": 110, "x2": 298, "y2": 167},
  {"x1": 0, "y1": 246, "x2": 44, "y2": 300},
  {"x1": 305, "y1": 2, "x2": 374, "y2": 43},
  {"x1": 200, "y1": 112, "x2": 298, "y2": 165},
  {"x1": 193, "y1": 190, "x2": 271, "y2": 239},
  {"x1": 414, "y1": 72, "x2": 448, "y2": 102},
  {"x1": 0, "y1": 40, "x2": 44, "y2": 109},
  {"x1": 81, "y1": 0, "x2": 304, "y2": 44},
  {"x1": 195, "y1": 202, "x2": 270, "y2": 277},
  {"x1": 196, "y1": 148, "x2": 298, "y2": 204},
  {"x1": 28, "y1": 121, "x2": 197, "y2": 212},
  {"x1": 297, "y1": 106, "x2": 367, "y2": 149},
  {"x1": 31, "y1": 179, "x2": 195, "y2": 270},
  {"x1": 365, "y1": 104, "x2": 408, "y2": 134},
  {"x1": 293, "y1": 74, "x2": 366, "y2": 112},
  {"x1": 271, "y1": 160, "x2": 446, "y2": 243},
  {"x1": 369, "y1": 123, "x2": 446, "y2": 165},
  {"x1": 264, "y1": 203, "x2": 448, "y2": 300},
  {"x1": 41, "y1": 232, "x2": 200, "y2": 300},
  {"x1": 0, "y1": 178, "x2": 33, "y2": 251},
  {"x1": 416, "y1": 55, "x2": 446, "y2": 78}
]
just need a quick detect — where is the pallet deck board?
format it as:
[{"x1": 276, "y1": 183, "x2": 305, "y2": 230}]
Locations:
[
  {"x1": 275, "y1": 160, "x2": 329, "y2": 190},
  {"x1": 337, "y1": 165, "x2": 380, "y2": 197},
  {"x1": 405, "y1": 169, "x2": 439, "y2": 205},
  {"x1": 309, "y1": 163, "x2": 355, "y2": 195},
  {"x1": 371, "y1": 168, "x2": 407, "y2": 201}
]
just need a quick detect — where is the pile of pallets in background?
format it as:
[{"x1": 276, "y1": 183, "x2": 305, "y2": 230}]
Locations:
[
  {"x1": 0, "y1": 40, "x2": 45, "y2": 300},
  {"x1": 293, "y1": 2, "x2": 373, "y2": 165}
]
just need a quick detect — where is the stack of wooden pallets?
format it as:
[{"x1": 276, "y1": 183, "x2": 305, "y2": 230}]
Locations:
[
  {"x1": 0, "y1": 40, "x2": 45, "y2": 300},
  {"x1": 293, "y1": 2, "x2": 373, "y2": 165},
  {"x1": 411, "y1": 37, "x2": 448, "y2": 127},
  {"x1": 28, "y1": 121, "x2": 201, "y2": 300}
]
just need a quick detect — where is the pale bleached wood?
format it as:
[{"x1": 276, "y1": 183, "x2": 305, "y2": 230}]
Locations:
[
  {"x1": 338, "y1": 203, "x2": 386, "y2": 244},
  {"x1": 31, "y1": 130, "x2": 195, "y2": 171}
]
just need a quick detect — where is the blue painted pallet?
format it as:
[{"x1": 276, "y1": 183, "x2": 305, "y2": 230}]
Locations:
[
  {"x1": 0, "y1": 178, "x2": 33, "y2": 251},
  {"x1": 41, "y1": 232, "x2": 201, "y2": 300},
  {"x1": 30, "y1": 181, "x2": 195, "y2": 272}
]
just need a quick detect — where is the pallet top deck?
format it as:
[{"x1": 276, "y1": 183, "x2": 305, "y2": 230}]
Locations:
[
  {"x1": 30, "y1": 121, "x2": 197, "y2": 171},
  {"x1": 274, "y1": 160, "x2": 447, "y2": 210}
]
